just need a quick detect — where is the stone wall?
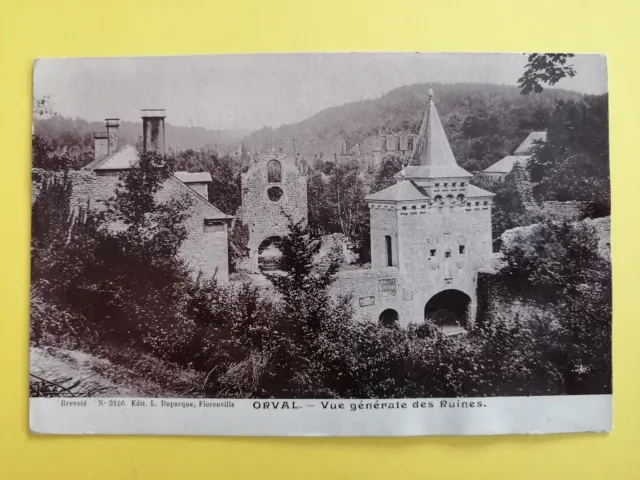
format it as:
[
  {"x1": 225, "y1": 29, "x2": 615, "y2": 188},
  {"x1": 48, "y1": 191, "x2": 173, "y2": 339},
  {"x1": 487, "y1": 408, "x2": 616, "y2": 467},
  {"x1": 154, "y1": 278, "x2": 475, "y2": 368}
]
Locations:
[
  {"x1": 241, "y1": 153, "x2": 308, "y2": 271},
  {"x1": 329, "y1": 199, "x2": 493, "y2": 328},
  {"x1": 32, "y1": 169, "x2": 230, "y2": 283}
]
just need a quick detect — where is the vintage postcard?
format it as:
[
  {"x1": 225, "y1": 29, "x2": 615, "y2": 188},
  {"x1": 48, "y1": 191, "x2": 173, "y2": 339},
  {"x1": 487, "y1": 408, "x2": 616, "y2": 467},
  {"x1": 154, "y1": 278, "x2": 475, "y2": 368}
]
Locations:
[{"x1": 29, "y1": 52, "x2": 611, "y2": 436}]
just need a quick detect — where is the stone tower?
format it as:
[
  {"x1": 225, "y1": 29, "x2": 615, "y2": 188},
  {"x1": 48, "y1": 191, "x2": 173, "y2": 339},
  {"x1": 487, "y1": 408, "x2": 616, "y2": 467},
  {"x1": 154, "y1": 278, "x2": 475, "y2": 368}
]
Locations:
[
  {"x1": 241, "y1": 152, "x2": 308, "y2": 272},
  {"x1": 364, "y1": 88, "x2": 494, "y2": 331}
]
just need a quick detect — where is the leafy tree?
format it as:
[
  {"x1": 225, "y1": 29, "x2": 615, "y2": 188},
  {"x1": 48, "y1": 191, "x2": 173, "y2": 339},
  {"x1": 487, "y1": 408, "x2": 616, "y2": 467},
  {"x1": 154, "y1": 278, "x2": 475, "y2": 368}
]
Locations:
[
  {"x1": 370, "y1": 155, "x2": 403, "y2": 193},
  {"x1": 228, "y1": 218, "x2": 250, "y2": 272},
  {"x1": 260, "y1": 217, "x2": 346, "y2": 396},
  {"x1": 529, "y1": 94, "x2": 609, "y2": 215},
  {"x1": 470, "y1": 173, "x2": 537, "y2": 249},
  {"x1": 518, "y1": 54, "x2": 576, "y2": 95},
  {"x1": 172, "y1": 149, "x2": 241, "y2": 216},
  {"x1": 103, "y1": 147, "x2": 193, "y2": 262},
  {"x1": 307, "y1": 171, "x2": 334, "y2": 237}
]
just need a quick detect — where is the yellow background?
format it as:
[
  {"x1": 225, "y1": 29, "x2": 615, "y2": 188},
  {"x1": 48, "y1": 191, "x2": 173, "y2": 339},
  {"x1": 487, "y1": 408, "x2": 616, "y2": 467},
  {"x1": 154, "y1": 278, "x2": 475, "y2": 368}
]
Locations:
[{"x1": 1, "y1": 0, "x2": 638, "y2": 478}]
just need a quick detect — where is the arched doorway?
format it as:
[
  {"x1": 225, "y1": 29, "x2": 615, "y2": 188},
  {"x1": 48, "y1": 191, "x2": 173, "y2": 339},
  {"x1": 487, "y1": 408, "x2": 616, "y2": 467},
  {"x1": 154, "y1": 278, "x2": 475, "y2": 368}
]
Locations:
[
  {"x1": 379, "y1": 309, "x2": 399, "y2": 328},
  {"x1": 258, "y1": 236, "x2": 284, "y2": 272},
  {"x1": 424, "y1": 290, "x2": 471, "y2": 334}
]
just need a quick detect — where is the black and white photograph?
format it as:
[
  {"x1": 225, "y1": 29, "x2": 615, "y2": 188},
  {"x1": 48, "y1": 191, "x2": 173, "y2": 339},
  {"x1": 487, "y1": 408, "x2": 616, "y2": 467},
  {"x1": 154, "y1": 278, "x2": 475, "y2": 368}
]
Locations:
[{"x1": 29, "y1": 53, "x2": 611, "y2": 436}]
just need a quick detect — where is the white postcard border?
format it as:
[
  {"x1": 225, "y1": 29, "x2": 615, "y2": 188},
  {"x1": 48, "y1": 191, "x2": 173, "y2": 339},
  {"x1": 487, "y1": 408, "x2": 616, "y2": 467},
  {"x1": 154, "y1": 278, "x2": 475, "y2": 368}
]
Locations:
[{"x1": 30, "y1": 394, "x2": 612, "y2": 436}]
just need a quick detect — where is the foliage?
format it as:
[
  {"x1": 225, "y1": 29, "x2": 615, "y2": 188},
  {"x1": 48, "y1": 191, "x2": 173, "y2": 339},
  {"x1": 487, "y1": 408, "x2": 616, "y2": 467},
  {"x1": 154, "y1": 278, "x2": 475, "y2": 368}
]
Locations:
[
  {"x1": 470, "y1": 173, "x2": 538, "y2": 249},
  {"x1": 370, "y1": 155, "x2": 404, "y2": 193},
  {"x1": 495, "y1": 220, "x2": 612, "y2": 394},
  {"x1": 171, "y1": 148, "x2": 242, "y2": 216},
  {"x1": 32, "y1": 135, "x2": 90, "y2": 171},
  {"x1": 528, "y1": 94, "x2": 610, "y2": 216},
  {"x1": 244, "y1": 83, "x2": 581, "y2": 172},
  {"x1": 228, "y1": 218, "x2": 250, "y2": 272},
  {"x1": 307, "y1": 164, "x2": 370, "y2": 261},
  {"x1": 518, "y1": 54, "x2": 576, "y2": 95}
]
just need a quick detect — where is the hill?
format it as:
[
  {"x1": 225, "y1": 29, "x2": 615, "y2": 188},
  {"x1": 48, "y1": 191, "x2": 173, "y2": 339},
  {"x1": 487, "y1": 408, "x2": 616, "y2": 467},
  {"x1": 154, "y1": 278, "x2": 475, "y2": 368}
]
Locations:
[
  {"x1": 33, "y1": 116, "x2": 247, "y2": 152},
  {"x1": 241, "y1": 83, "x2": 584, "y2": 171}
]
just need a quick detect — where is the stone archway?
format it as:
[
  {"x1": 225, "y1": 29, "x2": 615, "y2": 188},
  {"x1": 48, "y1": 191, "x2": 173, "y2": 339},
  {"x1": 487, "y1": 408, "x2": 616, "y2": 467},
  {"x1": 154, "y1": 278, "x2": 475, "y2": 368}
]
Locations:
[
  {"x1": 257, "y1": 236, "x2": 284, "y2": 273},
  {"x1": 424, "y1": 289, "x2": 471, "y2": 334},
  {"x1": 379, "y1": 309, "x2": 400, "y2": 328}
]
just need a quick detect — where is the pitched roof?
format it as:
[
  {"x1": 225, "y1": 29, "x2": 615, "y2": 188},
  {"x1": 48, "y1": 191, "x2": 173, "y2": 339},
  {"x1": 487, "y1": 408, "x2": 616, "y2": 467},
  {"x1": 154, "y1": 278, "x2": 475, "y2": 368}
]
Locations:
[
  {"x1": 483, "y1": 155, "x2": 531, "y2": 174},
  {"x1": 514, "y1": 132, "x2": 546, "y2": 155},
  {"x1": 167, "y1": 175, "x2": 232, "y2": 221},
  {"x1": 83, "y1": 145, "x2": 139, "y2": 171},
  {"x1": 467, "y1": 184, "x2": 495, "y2": 198},
  {"x1": 406, "y1": 89, "x2": 471, "y2": 179},
  {"x1": 174, "y1": 171, "x2": 212, "y2": 183},
  {"x1": 82, "y1": 146, "x2": 231, "y2": 221},
  {"x1": 365, "y1": 180, "x2": 426, "y2": 202},
  {"x1": 397, "y1": 165, "x2": 473, "y2": 180}
]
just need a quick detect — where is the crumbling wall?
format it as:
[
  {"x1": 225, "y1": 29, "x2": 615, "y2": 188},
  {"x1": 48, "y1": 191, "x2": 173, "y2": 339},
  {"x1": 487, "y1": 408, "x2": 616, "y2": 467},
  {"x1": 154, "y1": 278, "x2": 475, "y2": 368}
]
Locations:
[{"x1": 241, "y1": 153, "x2": 308, "y2": 271}]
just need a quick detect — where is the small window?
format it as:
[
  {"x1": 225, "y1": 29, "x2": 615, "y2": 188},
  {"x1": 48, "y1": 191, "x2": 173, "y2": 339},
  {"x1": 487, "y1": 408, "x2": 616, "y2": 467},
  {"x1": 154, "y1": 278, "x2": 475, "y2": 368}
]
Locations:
[
  {"x1": 443, "y1": 183, "x2": 448, "y2": 187},
  {"x1": 452, "y1": 182, "x2": 457, "y2": 187},
  {"x1": 475, "y1": 201, "x2": 480, "y2": 206},
  {"x1": 411, "y1": 205, "x2": 416, "y2": 210},
  {"x1": 483, "y1": 201, "x2": 488, "y2": 205},
  {"x1": 430, "y1": 249, "x2": 436, "y2": 257},
  {"x1": 435, "y1": 183, "x2": 440, "y2": 187},
  {"x1": 445, "y1": 250, "x2": 451, "y2": 258},
  {"x1": 385, "y1": 235, "x2": 393, "y2": 267},
  {"x1": 459, "y1": 245, "x2": 465, "y2": 254},
  {"x1": 402, "y1": 206, "x2": 407, "y2": 210}
]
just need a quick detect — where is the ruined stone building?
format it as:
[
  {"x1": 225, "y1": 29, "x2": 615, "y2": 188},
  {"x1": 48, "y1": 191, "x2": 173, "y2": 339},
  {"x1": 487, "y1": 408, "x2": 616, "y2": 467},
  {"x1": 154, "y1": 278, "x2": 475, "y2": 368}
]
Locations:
[
  {"x1": 330, "y1": 89, "x2": 495, "y2": 332},
  {"x1": 254, "y1": 132, "x2": 419, "y2": 173},
  {"x1": 240, "y1": 151, "x2": 308, "y2": 272},
  {"x1": 32, "y1": 110, "x2": 233, "y2": 283},
  {"x1": 481, "y1": 131, "x2": 547, "y2": 181}
]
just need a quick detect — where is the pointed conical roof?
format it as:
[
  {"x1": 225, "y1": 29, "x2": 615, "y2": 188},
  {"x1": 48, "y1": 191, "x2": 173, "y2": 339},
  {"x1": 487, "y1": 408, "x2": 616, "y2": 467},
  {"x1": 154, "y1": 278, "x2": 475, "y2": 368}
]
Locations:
[{"x1": 399, "y1": 88, "x2": 471, "y2": 179}]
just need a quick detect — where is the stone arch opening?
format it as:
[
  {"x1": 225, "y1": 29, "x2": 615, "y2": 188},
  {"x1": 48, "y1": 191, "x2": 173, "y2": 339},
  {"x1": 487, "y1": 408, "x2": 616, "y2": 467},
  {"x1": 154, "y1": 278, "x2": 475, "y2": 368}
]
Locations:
[
  {"x1": 267, "y1": 159, "x2": 282, "y2": 183},
  {"x1": 424, "y1": 289, "x2": 470, "y2": 334},
  {"x1": 258, "y1": 236, "x2": 284, "y2": 272},
  {"x1": 379, "y1": 309, "x2": 399, "y2": 328}
]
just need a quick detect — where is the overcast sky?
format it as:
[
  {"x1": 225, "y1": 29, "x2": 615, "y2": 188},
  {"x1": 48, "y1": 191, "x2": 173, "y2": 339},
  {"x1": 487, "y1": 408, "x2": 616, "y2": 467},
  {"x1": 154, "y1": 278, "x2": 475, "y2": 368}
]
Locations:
[{"x1": 34, "y1": 53, "x2": 608, "y2": 131}]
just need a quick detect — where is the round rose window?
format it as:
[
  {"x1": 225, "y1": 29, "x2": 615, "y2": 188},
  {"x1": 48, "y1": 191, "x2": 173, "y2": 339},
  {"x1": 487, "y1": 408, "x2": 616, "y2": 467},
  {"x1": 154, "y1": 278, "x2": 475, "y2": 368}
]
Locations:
[{"x1": 267, "y1": 186, "x2": 283, "y2": 202}]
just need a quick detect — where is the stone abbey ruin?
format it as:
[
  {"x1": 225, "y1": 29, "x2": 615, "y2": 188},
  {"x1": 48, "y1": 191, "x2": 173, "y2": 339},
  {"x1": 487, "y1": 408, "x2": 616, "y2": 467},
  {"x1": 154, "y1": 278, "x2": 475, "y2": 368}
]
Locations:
[{"x1": 33, "y1": 90, "x2": 505, "y2": 332}]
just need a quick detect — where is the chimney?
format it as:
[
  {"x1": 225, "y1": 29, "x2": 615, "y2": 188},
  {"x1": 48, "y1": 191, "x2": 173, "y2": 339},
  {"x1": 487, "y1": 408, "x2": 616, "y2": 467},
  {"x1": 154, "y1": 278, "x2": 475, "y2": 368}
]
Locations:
[
  {"x1": 141, "y1": 109, "x2": 166, "y2": 154},
  {"x1": 105, "y1": 118, "x2": 120, "y2": 154},
  {"x1": 93, "y1": 131, "x2": 109, "y2": 160}
]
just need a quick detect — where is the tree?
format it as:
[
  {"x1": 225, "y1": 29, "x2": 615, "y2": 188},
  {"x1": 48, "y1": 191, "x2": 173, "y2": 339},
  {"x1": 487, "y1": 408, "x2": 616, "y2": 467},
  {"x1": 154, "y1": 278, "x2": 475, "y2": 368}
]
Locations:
[
  {"x1": 528, "y1": 94, "x2": 610, "y2": 215},
  {"x1": 370, "y1": 155, "x2": 403, "y2": 193},
  {"x1": 307, "y1": 172, "x2": 334, "y2": 237},
  {"x1": 172, "y1": 149, "x2": 241, "y2": 216},
  {"x1": 103, "y1": 147, "x2": 193, "y2": 261},
  {"x1": 518, "y1": 54, "x2": 576, "y2": 95}
]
